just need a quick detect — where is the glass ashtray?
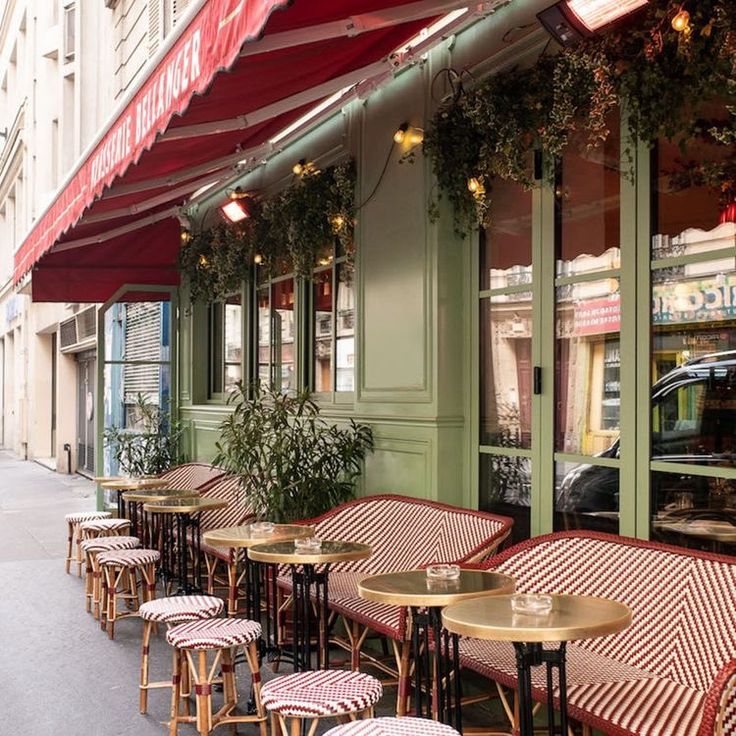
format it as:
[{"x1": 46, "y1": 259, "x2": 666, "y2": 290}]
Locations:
[
  {"x1": 250, "y1": 521, "x2": 275, "y2": 534},
  {"x1": 426, "y1": 564, "x2": 461, "y2": 581},
  {"x1": 294, "y1": 536, "x2": 322, "y2": 552},
  {"x1": 511, "y1": 593, "x2": 553, "y2": 616}
]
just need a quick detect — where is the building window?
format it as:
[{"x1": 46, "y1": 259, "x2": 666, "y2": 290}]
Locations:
[
  {"x1": 311, "y1": 240, "x2": 355, "y2": 394},
  {"x1": 63, "y1": 4, "x2": 76, "y2": 62},
  {"x1": 208, "y1": 294, "x2": 242, "y2": 396},
  {"x1": 257, "y1": 275, "x2": 296, "y2": 392}
]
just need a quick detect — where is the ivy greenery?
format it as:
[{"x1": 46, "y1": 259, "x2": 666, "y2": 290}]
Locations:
[
  {"x1": 179, "y1": 161, "x2": 356, "y2": 303},
  {"x1": 424, "y1": 0, "x2": 736, "y2": 230}
]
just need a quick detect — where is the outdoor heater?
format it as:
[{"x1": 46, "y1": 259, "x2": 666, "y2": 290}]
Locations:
[
  {"x1": 538, "y1": 0, "x2": 648, "y2": 45},
  {"x1": 221, "y1": 187, "x2": 253, "y2": 223}
]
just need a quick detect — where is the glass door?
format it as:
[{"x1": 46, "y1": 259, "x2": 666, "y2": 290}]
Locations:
[{"x1": 478, "y1": 175, "x2": 535, "y2": 542}]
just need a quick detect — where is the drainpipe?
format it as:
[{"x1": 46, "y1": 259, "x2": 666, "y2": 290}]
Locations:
[{"x1": 63, "y1": 443, "x2": 72, "y2": 475}]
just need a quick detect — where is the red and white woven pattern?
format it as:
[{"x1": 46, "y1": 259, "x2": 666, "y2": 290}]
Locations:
[
  {"x1": 324, "y1": 718, "x2": 460, "y2": 735},
  {"x1": 97, "y1": 548, "x2": 160, "y2": 567},
  {"x1": 158, "y1": 463, "x2": 225, "y2": 489},
  {"x1": 197, "y1": 476, "x2": 255, "y2": 531},
  {"x1": 80, "y1": 518, "x2": 131, "y2": 534},
  {"x1": 66, "y1": 511, "x2": 112, "y2": 524},
  {"x1": 139, "y1": 595, "x2": 224, "y2": 623},
  {"x1": 308, "y1": 496, "x2": 508, "y2": 574},
  {"x1": 261, "y1": 670, "x2": 382, "y2": 717},
  {"x1": 80, "y1": 535, "x2": 140, "y2": 553},
  {"x1": 166, "y1": 617, "x2": 261, "y2": 649}
]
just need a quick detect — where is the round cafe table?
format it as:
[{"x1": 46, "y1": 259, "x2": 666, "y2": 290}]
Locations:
[
  {"x1": 203, "y1": 524, "x2": 314, "y2": 622},
  {"x1": 100, "y1": 477, "x2": 168, "y2": 519},
  {"x1": 359, "y1": 569, "x2": 514, "y2": 730},
  {"x1": 143, "y1": 496, "x2": 227, "y2": 595},
  {"x1": 122, "y1": 488, "x2": 199, "y2": 547},
  {"x1": 249, "y1": 540, "x2": 371, "y2": 671},
  {"x1": 442, "y1": 594, "x2": 632, "y2": 736}
]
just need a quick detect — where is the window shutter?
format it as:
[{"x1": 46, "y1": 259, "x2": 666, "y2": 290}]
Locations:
[
  {"x1": 148, "y1": 0, "x2": 165, "y2": 56},
  {"x1": 123, "y1": 303, "x2": 162, "y2": 404}
]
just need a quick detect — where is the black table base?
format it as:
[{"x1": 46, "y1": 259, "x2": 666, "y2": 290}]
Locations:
[
  {"x1": 290, "y1": 563, "x2": 330, "y2": 671},
  {"x1": 514, "y1": 641, "x2": 568, "y2": 736},
  {"x1": 408, "y1": 606, "x2": 462, "y2": 731}
]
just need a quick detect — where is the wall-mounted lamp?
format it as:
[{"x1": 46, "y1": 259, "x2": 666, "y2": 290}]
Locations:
[
  {"x1": 221, "y1": 187, "x2": 252, "y2": 223},
  {"x1": 393, "y1": 122, "x2": 424, "y2": 146},
  {"x1": 538, "y1": 0, "x2": 648, "y2": 46},
  {"x1": 292, "y1": 159, "x2": 318, "y2": 176}
]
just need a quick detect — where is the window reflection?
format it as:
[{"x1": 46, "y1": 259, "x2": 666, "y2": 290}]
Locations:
[{"x1": 479, "y1": 454, "x2": 531, "y2": 543}]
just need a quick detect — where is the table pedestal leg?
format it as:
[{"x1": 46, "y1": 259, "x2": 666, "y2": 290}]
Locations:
[
  {"x1": 513, "y1": 642, "x2": 568, "y2": 736},
  {"x1": 289, "y1": 564, "x2": 330, "y2": 671},
  {"x1": 409, "y1": 607, "x2": 462, "y2": 729}
]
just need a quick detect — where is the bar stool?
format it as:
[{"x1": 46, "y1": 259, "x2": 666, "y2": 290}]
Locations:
[
  {"x1": 80, "y1": 517, "x2": 131, "y2": 542},
  {"x1": 166, "y1": 617, "x2": 267, "y2": 736},
  {"x1": 81, "y1": 535, "x2": 140, "y2": 618},
  {"x1": 65, "y1": 511, "x2": 112, "y2": 576},
  {"x1": 324, "y1": 718, "x2": 461, "y2": 735},
  {"x1": 261, "y1": 670, "x2": 383, "y2": 736},
  {"x1": 98, "y1": 548, "x2": 159, "y2": 639},
  {"x1": 138, "y1": 595, "x2": 224, "y2": 715}
]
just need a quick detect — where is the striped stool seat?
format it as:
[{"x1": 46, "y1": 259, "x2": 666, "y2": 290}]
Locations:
[
  {"x1": 97, "y1": 548, "x2": 159, "y2": 566},
  {"x1": 139, "y1": 595, "x2": 224, "y2": 623},
  {"x1": 98, "y1": 548, "x2": 159, "y2": 639},
  {"x1": 167, "y1": 617, "x2": 260, "y2": 649},
  {"x1": 81, "y1": 536, "x2": 140, "y2": 620},
  {"x1": 66, "y1": 511, "x2": 111, "y2": 524},
  {"x1": 324, "y1": 718, "x2": 461, "y2": 735},
  {"x1": 261, "y1": 670, "x2": 383, "y2": 718},
  {"x1": 65, "y1": 511, "x2": 112, "y2": 575},
  {"x1": 81, "y1": 535, "x2": 140, "y2": 553},
  {"x1": 80, "y1": 518, "x2": 131, "y2": 534}
]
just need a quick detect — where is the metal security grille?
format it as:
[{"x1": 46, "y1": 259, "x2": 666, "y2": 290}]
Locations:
[{"x1": 59, "y1": 316, "x2": 77, "y2": 349}]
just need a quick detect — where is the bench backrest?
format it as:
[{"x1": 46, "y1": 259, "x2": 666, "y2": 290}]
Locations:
[
  {"x1": 303, "y1": 494, "x2": 512, "y2": 574},
  {"x1": 159, "y1": 462, "x2": 226, "y2": 490},
  {"x1": 485, "y1": 532, "x2": 736, "y2": 693},
  {"x1": 197, "y1": 475, "x2": 254, "y2": 531}
]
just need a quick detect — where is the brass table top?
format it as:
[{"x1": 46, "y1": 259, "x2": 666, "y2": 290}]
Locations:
[
  {"x1": 101, "y1": 477, "x2": 168, "y2": 491},
  {"x1": 123, "y1": 488, "x2": 200, "y2": 504},
  {"x1": 442, "y1": 594, "x2": 631, "y2": 643},
  {"x1": 358, "y1": 569, "x2": 515, "y2": 608},
  {"x1": 94, "y1": 476, "x2": 124, "y2": 483},
  {"x1": 203, "y1": 524, "x2": 314, "y2": 549},
  {"x1": 248, "y1": 539, "x2": 372, "y2": 565},
  {"x1": 143, "y1": 497, "x2": 228, "y2": 514}
]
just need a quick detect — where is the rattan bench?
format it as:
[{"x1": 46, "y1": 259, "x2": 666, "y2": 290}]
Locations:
[
  {"x1": 461, "y1": 531, "x2": 736, "y2": 736},
  {"x1": 157, "y1": 462, "x2": 226, "y2": 490},
  {"x1": 276, "y1": 494, "x2": 513, "y2": 674}
]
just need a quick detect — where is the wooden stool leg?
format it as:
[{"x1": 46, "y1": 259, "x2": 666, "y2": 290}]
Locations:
[
  {"x1": 169, "y1": 649, "x2": 181, "y2": 736},
  {"x1": 84, "y1": 552, "x2": 93, "y2": 612},
  {"x1": 193, "y1": 650, "x2": 212, "y2": 736},
  {"x1": 289, "y1": 717, "x2": 301, "y2": 736},
  {"x1": 76, "y1": 526, "x2": 84, "y2": 577},
  {"x1": 227, "y1": 560, "x2": 238, "y2": 616},
  {"x1": 66, "y1": 521, "x2": 74, "y2": 574},
  {"x1": 140, "y1": 620, "x2": 152, "y2": 713},
  {"x1": 92, "y1": 555, "x2": 103, "y2": 620}
]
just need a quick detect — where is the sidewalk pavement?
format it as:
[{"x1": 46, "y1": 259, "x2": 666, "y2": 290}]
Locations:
[{"x1": 0, "y1": 452, "x2": 506, "y2": 736}]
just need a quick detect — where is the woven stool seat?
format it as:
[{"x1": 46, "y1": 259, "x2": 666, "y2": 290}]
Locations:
[
  {"x1": 139, "y1": 595, "x2": 224, "y2": 623},
  {"x1": 81, "y1": 535, "x2": 139, "y2": 553},
  {"x1": 167, "y1": 617, "x2": 261, "y2": 649},
  {"x1": 80, "y1": 518, "x2": 130, "y2": 533},
  {"x1": 65, "y1": 511, "x2": 111, "y2": 524},
  {"x1": 97, "y1": 548, "x2": 160, "y2": 567},
  {"x1": 261, "y1": 670, "x2": 383, "y2": 718},
  {"x1": 324, "y1": 718, "x2": 461, "y2": 735}
]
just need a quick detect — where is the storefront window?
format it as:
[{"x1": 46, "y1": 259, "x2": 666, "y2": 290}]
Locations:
[
  {"x1": 312, "y1": 242, "x2": 354, "y2": 394},
  {"x1": 479, "y1": 176, "x2": 533, "y2": 541},
  {"x1": 257, "y1": 275, "x2": 295, "y2": 392},
  {"x1": 650, "y1": 106, "x2": 736, "y2": 544},
  {"x1": 208, "y1": 294, "x2": 242, "y2": 396},
  {"x1": 554, "y1": 114, "x2": 622, "y2": 534}
]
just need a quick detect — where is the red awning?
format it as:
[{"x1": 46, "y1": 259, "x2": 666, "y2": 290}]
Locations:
[{"x1": 15, "y1": 0, "x2": 474, "y2": 302}]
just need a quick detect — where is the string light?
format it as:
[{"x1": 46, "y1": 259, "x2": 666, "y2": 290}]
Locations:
[
  {"x1": 393, "y1": 122, "x2": 424, "y2": 146},
  {"x1": 671, "y1": 8, "x2": 690, "y2": 33},
  {"x1": 293, "y1": 159, "x2": 307, "y2": 175},
  {"x1": 254, "y1": 254, "x2": 264, "y2": 265},
  {"x1": 180, "y1": 229, "x2": 191, "y2": 243},
  {"x1": 393, "y1": 123, "x2": 409, "y2": 144},
  {"x1": 467, "y1": 177, "x2": 485, "y2": 199},
  {"x1": 198, "y1": 254, "x2": 209, "y2": 268},
  {"x1": 330, "y1": 214, "x2": 345, "y2": 232}
]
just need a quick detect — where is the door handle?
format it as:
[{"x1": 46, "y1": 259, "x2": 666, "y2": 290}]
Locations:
[{"x1": 533, "y1": 366, "x2": 542, "y2": 395}]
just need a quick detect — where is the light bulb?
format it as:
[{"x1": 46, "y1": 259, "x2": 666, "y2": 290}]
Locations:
[
  {"x1": 467, "y1": 177, "x2": 481, "y2": 194},
  {"x1": 293, "y1": 159, "x2": 306, "y2": 176},
  {"x1": 180, "y1": 230, "x2": 191, "y2": 243},
  {"x1": 393, "y1": 123, "x2": 409, "y2": 144},
  {"x1": 254, "y1": 254, "x2": 263, "y2": 265},
  {"x1": 671, "y1": 9, "x2": 690, "y2": 32},
  {"x1": 198, "y1": 254, "x2": 209, "y2": 268},
  {"x1": 330, "y1": 214, "x2": 345, "y2": 232}
]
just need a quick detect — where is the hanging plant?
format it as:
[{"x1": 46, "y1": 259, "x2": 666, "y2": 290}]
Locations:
[
  {"x1": 424, "y1": 0, "x2": 736, "y2": 230},
  {"x1": 180, "y1": 160, "x2": 356, "y2": 301}
]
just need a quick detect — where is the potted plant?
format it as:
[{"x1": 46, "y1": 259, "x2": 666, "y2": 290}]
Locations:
[
  {"x1": 214, "y1": 383, "x2": 373, "y2": 522},
  {"x1": 103, "y1": 393, "x2": 185, "y2": 477}
]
